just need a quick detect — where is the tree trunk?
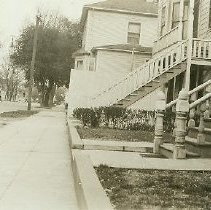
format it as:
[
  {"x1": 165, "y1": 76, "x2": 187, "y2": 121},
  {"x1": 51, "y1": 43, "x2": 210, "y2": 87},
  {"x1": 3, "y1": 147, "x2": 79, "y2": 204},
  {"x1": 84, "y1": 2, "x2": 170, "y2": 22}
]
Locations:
[
  {"x1": 48, "y1": 84, "x2": 56, "y2": 107},
  {"x1": 41, "y1": 80, "x2": 55, "y2": 107}
]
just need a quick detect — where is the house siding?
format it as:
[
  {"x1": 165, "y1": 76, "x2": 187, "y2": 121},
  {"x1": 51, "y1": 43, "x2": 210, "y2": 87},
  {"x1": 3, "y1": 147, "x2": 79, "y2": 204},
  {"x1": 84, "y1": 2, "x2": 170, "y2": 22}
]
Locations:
[
  {"x1": 198, "y1": 0, "x2": 211, "y2": 39},
  {"x1": 95, "y1": 50, "x2": 151, "y2": 79},
  {"x1": 83, "y1": 10, "x2": 158, "y2": 51}
]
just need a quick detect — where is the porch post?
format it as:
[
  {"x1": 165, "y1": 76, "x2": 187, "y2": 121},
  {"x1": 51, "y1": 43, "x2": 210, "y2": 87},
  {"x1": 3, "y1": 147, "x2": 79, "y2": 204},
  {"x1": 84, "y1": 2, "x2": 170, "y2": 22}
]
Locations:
[
  {"x1": 178, "y1": 0, "x2": 184, "y2": 41},
  {"x1": 173, "y1": 89, "x2": 189, "y2": 159},
  {"x1": 184, "y1": 0, "x2": 195, "y2": 91},
  {"x1": 153, "y1": 90, "x2": 166, "y2": 154}
]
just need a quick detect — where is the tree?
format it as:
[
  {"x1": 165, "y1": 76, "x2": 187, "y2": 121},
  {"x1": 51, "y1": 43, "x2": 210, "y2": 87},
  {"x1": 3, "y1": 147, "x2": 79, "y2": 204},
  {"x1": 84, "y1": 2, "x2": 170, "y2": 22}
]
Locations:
[
  {"x1": 11, "y1": 13, "x2": 81, "y2": 107},
  {"x1": 0, "y1": 58, "x2": 25, "y2": 101}
]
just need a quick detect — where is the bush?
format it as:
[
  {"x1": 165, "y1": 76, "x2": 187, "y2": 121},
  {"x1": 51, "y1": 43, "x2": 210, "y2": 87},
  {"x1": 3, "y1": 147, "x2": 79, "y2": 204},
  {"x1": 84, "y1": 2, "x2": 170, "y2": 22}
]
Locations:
[{"x1": 73, "y1": 107, "x2": 158, "y2": 131}]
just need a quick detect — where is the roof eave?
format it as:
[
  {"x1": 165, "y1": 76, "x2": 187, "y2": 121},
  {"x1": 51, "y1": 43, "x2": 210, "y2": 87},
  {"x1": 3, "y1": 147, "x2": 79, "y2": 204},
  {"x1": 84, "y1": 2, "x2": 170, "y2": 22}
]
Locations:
[{"x1": 83, "y1": 6, "x2": 158, "y2": 18}]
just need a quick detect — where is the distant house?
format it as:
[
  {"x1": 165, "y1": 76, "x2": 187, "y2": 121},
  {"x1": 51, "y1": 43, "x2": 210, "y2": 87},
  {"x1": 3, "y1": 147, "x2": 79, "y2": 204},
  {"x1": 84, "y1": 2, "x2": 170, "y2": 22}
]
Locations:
[{"x1": 69, "y1": 0, "x2": 158, "y2": 113}]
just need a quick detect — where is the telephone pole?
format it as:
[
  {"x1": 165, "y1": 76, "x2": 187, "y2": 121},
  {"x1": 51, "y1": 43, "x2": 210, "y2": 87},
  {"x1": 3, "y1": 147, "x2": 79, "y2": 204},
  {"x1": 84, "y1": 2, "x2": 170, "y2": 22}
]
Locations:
[{"x1": 27, "y1": 15, "x2": 40, "y2": 110}]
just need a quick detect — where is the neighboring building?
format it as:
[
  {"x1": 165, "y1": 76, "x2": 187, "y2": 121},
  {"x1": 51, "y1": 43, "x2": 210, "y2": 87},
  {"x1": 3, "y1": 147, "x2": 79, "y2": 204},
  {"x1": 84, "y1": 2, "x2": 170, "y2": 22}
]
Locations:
[{"x1": 69, "y1": 0, "x2": 158, "y2": 112}]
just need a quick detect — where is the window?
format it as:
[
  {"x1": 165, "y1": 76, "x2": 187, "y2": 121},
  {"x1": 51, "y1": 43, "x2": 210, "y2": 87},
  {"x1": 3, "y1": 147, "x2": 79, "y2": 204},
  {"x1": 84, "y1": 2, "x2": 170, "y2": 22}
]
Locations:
[
  {"x1": 172, "y1": 2, "x2": 180, "y2": 29},
  {"x1": 76, "y1": 60, "x2": 83, "y2": 70},
  {"x1": 127, "y1": 22, "x2": 141, "y2": 45},
  {"x1": 182, "y1": 1, "x2": 189, "y2": 39},
  {"x1": 209, "y1": 1, "x2": 211, "y2": 28},
  {"x1": 160, "y1": 6, "x2": 166, "y2": 36}
]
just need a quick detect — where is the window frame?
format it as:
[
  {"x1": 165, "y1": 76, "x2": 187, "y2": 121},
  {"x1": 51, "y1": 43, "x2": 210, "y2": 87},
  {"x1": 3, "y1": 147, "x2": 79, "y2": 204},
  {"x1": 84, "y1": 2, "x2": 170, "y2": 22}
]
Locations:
[
  {"x1": 172, "y1": 1, "x2": 180, "y2": 29},
  {"x1": 127, "y1": 22, "x2": 141, "y2": 45},
  {"x1": 209, "y1": 1, "x2": 211, "y2": 28}
]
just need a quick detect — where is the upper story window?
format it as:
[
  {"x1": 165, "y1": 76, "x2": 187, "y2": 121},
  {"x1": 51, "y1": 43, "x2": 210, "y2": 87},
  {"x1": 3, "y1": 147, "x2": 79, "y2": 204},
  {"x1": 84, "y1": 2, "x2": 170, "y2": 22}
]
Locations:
[
  {"x1": 160, "y1": 6, "x2": 166, "y2": 36},
  {"x1": 209, "y1": 1, "x2": 211, "y2": 28},
  {"x1": 172, "y1": 1, "x2": 180, "y2": 29},
  {"x1": 127, "y1": 22, "x2": 141, "y2": 45}
]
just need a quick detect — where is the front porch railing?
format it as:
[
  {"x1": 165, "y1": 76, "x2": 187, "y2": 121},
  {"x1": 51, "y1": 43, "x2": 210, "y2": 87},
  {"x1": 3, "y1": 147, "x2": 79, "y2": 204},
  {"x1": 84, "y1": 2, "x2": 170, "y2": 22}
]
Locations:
[{"x1": 192, "y1": 38, "x2": 211, "y2": 59}]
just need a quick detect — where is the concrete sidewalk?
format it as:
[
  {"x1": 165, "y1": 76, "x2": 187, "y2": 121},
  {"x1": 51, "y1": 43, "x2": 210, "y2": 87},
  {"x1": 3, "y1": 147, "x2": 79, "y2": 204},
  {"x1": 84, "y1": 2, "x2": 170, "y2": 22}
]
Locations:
[
  {"x1": 0, "y1": 110, "x2": 78, "y2": 210},
  {"x1": 75, "y1": 149, "x2": 211, "y2": 171}
]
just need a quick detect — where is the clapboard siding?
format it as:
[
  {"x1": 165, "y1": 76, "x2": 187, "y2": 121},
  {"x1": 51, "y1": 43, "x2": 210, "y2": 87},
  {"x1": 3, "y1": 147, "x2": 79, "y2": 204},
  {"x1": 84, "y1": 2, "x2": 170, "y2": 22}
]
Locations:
[
  {"x1": 83, "y1": 10, "x2": 158, "y2": 51},
  {"x1": 95, "y1": 50, "x2": 151, "y2": 79},
  {"x1": 198, "y1": 0, "x2": 211, "y2": 39}
]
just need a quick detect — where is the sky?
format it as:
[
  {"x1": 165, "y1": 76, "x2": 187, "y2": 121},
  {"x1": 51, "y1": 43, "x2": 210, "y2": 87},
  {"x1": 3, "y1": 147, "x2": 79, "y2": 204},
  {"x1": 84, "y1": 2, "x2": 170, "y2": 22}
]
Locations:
[{"x1": 0, "y1": 0, "x2": 104, "y2": 59}]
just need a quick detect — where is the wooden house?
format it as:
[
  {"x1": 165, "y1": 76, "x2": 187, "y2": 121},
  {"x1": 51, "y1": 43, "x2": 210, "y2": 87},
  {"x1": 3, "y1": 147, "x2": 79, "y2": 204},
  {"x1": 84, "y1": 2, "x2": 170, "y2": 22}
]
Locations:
[
  {"x1": 68, "y1": 0, "x2": 158, "y2": 112},
  {"x1": 91, "y1": 0, "x2": 211, "y2": 158}
]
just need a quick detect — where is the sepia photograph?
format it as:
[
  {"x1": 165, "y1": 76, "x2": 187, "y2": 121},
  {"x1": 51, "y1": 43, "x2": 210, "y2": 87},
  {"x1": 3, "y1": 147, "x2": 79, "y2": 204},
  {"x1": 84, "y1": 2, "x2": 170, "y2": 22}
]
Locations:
[{"x1": 0, "y1": 0, "x2": 211, "y2": 209}]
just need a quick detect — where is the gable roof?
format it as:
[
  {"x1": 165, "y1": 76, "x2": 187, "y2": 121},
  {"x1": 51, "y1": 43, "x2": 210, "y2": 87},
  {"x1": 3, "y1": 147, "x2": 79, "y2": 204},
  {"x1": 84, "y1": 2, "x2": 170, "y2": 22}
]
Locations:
[
  {"x1": 85, "y1": 0, "x2": 158, "y2": 15},
  {"x1": 81, "y1": 0, "x2": 158, "y2": 28}
]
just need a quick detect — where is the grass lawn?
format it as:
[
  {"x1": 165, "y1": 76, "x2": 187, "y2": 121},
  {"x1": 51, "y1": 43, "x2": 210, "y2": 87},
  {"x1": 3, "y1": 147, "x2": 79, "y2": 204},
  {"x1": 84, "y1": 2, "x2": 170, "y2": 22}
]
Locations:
[
  {"x1": 95, "y1": 165, "x2": 211, "y2": 210},
  {"x1": 0, "y1": 110, "x2": 39, "y2": 118},
  {"x1": 76, "y1": 126, "x2": 174, "y2": 143}
]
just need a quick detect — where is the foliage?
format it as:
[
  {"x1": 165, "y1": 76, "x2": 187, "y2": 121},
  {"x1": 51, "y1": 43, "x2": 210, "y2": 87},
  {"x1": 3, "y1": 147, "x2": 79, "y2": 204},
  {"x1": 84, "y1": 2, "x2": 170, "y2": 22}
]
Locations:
[
  {"x1": 96, "y1": 166, "x2": 211, "y2": 210},
  {"x1": 54, "y1": 86, "x2": 67, "y2": 104},
  {"x1": 0, "y1": 58, "x2": 26, "y2": 101},
  {"x1": 0, "y1": 110, "x2": 39, "y2": 118},
  {"x1": 73, "y1": 107, "x2": 156, "y2": 131},
  {"x1": 10, "y1": 12, "x2": 81, "y2": 106}
]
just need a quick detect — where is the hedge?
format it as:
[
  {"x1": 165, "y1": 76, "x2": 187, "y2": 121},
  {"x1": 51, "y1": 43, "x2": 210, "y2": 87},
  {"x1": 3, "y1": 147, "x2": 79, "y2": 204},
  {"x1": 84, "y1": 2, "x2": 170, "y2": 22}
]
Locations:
[{"x1": 73, "y1": 106, "x2": 175, "y2": 132}]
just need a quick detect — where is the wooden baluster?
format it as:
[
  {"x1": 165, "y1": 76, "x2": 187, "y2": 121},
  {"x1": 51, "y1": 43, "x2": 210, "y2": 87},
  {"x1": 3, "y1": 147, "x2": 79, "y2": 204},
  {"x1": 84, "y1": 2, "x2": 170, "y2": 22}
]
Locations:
[
  {"x1": 197, "y1": 103, "x2": 206, "y2": 144},
  {"x1": 153, "y1": 90, "x2": 166, "y2": 154},
  {"x1": 188, "y1": 108, "x2": 196, "y2": 128},
  {"x1": 173, "y1": 89, "x2": 189, "y2": 159},
  {"x1": 208, "y1": 42, "x2": 211, "y2": 59},
  {"x1": 204, "y1": 98, "x2": 210, "y2": 119},
  {"x1": 193, "y1": 40, "x2": 197, "y2": 57},
  {"x1": 198, "y1": 41, "x2": 202, "y2": 58},
  {"x1": 203, "y1": 42, "x2": 207, "y2": 59}
]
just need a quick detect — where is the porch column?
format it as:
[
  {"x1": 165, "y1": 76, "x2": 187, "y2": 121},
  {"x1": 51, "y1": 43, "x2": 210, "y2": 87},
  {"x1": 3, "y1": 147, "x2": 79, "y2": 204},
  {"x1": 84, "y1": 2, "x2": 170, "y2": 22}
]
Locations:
[
  {"x1": 184, "y1": 0, "x2": 195, "y2": 91},
  {"x1": 173, "y1": 89, "x2": 189, "y2": 159},
  {"x1": 153, "y1": 90, "x2": 166, "y2": 154},
  {"x1": 178, "y1": 0, "x2": 184, "y2": 41}
]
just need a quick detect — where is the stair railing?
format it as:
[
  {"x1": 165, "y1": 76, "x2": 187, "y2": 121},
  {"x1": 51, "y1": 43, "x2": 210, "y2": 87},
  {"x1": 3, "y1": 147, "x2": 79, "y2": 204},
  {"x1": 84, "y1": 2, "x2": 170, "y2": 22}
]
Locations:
[
  {"x1": 154, "y1": 86, "x2": 211, "y2": 158},
  {"x1": 91, "y1": 40, "x2": 188, "y2": 107},
  {"x1": 166, "y1": 79, "x2": 211, "y2": 109}
]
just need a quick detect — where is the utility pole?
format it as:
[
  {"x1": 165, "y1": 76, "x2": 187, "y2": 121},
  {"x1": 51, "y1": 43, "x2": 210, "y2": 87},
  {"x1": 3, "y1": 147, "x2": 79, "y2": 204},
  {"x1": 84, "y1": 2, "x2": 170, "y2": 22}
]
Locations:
[{"x1": 27, "y1": 15, "x2": 40, "y2": 110}]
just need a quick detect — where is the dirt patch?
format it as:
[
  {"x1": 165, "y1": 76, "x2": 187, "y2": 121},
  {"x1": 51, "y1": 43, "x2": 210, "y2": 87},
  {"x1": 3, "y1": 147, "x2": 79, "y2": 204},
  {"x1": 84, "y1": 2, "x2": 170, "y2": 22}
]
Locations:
[
  {"x1": 76, "y1": 126, "x2": 174, "y2": 143},
  {"x1": 95, "y1": 165, "x2": 211, "y2": 210}
]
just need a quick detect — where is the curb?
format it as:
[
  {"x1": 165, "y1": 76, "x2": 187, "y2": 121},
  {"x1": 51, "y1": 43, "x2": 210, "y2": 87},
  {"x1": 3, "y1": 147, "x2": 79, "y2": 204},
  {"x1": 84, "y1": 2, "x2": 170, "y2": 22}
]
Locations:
[
  {"x1": 72, "y1": 152, "x2": 113, "y2": 210},
  {"x1": 67, "y1": 118, "x2": 84, "y2": 149},
  {"x1": 66, "y1": 117, "x2": 114, "y2": 210}
]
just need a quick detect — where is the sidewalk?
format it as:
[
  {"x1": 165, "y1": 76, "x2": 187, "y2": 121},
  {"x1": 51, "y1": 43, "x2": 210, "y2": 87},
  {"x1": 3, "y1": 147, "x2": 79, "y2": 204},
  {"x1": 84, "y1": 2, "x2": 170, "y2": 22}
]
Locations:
[
  {"x1": 74, "y1": 149, "x2": 211, "y2": 171},
  {"x1": 0, "y1": 110, "x2": 78, "y2": 210}
]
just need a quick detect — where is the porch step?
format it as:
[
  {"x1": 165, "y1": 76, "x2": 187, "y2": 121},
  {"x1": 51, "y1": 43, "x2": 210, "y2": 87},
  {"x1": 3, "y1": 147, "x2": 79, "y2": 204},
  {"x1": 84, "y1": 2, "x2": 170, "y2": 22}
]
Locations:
[
  {"x1": 160, "y1": 143, "x2": 200, "y2": 159},
  {"x1": 188, "y1": 127, "x2": 211, "y2": 143},
  {"x1": 204, "y1": 118, "x2": 211, "y2": 129},
  {"x1": 114, "y1": 62, "x2": 187, "y2": 108},
  {"x1": 185, "y1": 136, "x2": 211, "y2": 158}
]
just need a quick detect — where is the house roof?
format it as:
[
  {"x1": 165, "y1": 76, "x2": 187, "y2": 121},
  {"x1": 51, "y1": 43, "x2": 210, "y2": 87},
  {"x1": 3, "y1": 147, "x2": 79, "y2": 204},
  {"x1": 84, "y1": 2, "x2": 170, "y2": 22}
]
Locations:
[
  {"x1": 81, "y1": 0, "x2": 158, "y2": 28},
  {"x1": 91, "y1": 44, "x2": 152, "y2": 54},
  {"x1": 72, "y1": 48, "x2": 90, "y2": 58},
  {"x1": 86, "y1": 0, "x2": 158, "y2": 15}
]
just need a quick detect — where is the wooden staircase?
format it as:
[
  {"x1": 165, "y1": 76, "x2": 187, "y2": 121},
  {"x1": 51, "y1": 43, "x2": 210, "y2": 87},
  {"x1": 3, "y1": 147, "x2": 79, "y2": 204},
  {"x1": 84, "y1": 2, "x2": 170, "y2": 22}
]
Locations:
[
  {"x1": 185, "y1": 117, "x2": 211, "y2": 158},
  {"x1": 114, "y1": 62, "x2": 187, "y2": 107},
  {"x1": 91, "y1": 40, "x2": 188, "y2": 108}
]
